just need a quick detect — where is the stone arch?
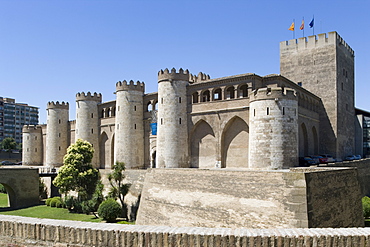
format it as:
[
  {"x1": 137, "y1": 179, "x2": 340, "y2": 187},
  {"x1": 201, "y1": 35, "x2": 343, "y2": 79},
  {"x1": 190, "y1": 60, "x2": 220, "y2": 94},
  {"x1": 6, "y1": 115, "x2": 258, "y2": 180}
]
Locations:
[
  {"x1": 238, "y1": 84, "x2": 248, "y2": 98},
  {"x1": 100, "y1": 132, "x2": 109, "y2": 169},
  {"x1": 190, "y1": 119, "x2": 216, "y2": 168},
  {"x1": 212, "y1": 88, "x2": 222, "y2": 101},
  {"x1": 0, "y1": 168, "x2": 39, "y2": 209},
  {"x1": 221, "y1": 116, "x2": 249, "y2": 168},
  {"x1": 312, "y1": 126, "x2": 318, "y2": 154},
  {"x1": 299, "y1": 123, "x2": 309, "y2": 156},
  {"x1": 225, "y1": 86, "x2": 235, "y2": 99},
  {"x1": 201, "y1": 90, "x2": 210, "y2": 102},
  {"x1": 146, "y1": 101, "x2": 153, "y2": 112},
  {"x1": 192, "y1": 92, "x2": 199, "y2": 103}
]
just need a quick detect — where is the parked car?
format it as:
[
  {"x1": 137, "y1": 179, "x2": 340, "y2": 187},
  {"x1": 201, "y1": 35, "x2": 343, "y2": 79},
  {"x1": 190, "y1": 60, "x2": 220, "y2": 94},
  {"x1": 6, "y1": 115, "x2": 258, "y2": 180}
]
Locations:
[
  {"x1": 345, "y1": 155, "x2": 356, "y2": 161},
  {"x1": 299, "y1": 157, "x2": 317, "y2": 166},
  {"x1": 309, "y1": 155, "x2": 326, "y2": 164},
  {"x1": 1, "y1": 160, "x2": 15, "y2": 165},
  {"x1": 320, "y1": 154, "x2": 336, "y2": 163},
  {"x1": 354, "y1": 155, "x2": 362, "y2": 160}
]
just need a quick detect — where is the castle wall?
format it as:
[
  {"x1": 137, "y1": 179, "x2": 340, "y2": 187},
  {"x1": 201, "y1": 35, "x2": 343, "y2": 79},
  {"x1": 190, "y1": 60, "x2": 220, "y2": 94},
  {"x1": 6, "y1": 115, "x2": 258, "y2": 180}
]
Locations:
[
  {"x1": 136, "y1": 167, "x2": 363, "y2": 229},
  {"x1": 249, "y1": 87, "x2": 298, "y2": 169},
  {"x1": 156, "y1": 69, "x2": 189, "y2": 168},
  {"x1": 114, "y1": 81, "x2": 144, "y2": 169},
  {"x1": 22, "y1": 125, "x2": 43, "y2": 166},
  {"x1": 45, "y1": 102, "x2": 69, "y2": 167},
  {"x1": 2, "y1": 215, "x2": 370, "y2": 247},
  {"x1": 75, "y1": 92, "x2": 101, "y2": 168},
  {"x1": 280, "y1": 32, "x2": 355, "y2": 158}
]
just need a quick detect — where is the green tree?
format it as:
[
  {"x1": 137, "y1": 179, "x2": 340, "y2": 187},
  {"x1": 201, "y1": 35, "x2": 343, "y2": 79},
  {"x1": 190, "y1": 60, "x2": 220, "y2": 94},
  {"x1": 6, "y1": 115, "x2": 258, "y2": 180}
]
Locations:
[
  {"x1": 108, "y1": 162, "x2": 131, "y2": 219},
  {"x1": 53, "y1": 139, "x2": 100, "y2": 212},
  {"x1": 81, "y1": 180, "x2": 104, "y2": 218},
  {"x1": 1, "y1": 137, "x2": 17, "y2": 157}
]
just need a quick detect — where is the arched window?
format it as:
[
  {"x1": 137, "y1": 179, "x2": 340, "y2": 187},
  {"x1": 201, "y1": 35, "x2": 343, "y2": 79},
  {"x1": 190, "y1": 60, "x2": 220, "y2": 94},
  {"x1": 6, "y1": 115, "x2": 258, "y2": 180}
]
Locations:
[
  {"x1": 192, "y1": 92, "x2": 199, "y2": 103},
  {"x1": 202, "y1": 90, "x2": 210, "y2": 102},
  {"x1": 225, "y1": 86, "x2": 235, "y2": 99},
  {"x1": 147, "y1": 102, "x2": 153, "y2": 112},
  {"x1": 239, "y1": 85, "x2": 248, "y2": 98},
  {"x1": 213, "y1": 88, "x2": 222, "y2": 101}
]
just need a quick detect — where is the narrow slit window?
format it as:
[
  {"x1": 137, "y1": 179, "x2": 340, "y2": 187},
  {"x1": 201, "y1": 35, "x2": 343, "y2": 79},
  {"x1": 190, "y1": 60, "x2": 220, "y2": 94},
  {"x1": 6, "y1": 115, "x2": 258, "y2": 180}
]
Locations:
[
  {"x1": 179, "y1": 97, "x2": 181, "y2": 103},
  {"x1": 161, "y1": 118, "x2": 163, "y2": 125},
  {"x1": 91, "y1": 128, "x2": 94, "y2": 134},
  {"x1": 283, "y1": 107, "x2": 285, "y2": 115},
  {"x1": 134, "y1": 124, "x2": 137, "y2": 129},
  {"x1": 179, "y1": 118, "x2": 182, "y2": 124},
  {"x1": 134, "y1": 106, "x2": 136, "y2": 111},
  {"x1": 267, "y1": 107, "x2": 269, "y2": 115},
  {"x1": 91, "y1": 113, "x2": 94, "y2": 118}
]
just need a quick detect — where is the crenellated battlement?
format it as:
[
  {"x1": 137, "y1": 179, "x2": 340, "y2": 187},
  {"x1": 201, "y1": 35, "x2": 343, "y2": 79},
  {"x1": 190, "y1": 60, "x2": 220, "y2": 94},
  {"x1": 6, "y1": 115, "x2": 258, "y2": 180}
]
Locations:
[
  {"x1": 190, "y1": 72, "x2": 211, "y2": 83},
  {"x1": 280, "y1": 31, "x2": 354, "y2": 56},
  {"x1": 250, "y1": 87, "x2": 296, "y2": 102},
  {"x1": 22, "y1": 125, "x2": 43, "y2": 133},
  {"x1": 158, "y1": 68, "x2": 191, "y2": 82},
  {"x1": 46, "y1": 101, "x2": 69, "y2": 110},
  {"x1": 76, "y1": 92, "x2": 102, "y2": 102},
  {"x1": 116, "y1": 80, "x2": 145, "y2": 92}
]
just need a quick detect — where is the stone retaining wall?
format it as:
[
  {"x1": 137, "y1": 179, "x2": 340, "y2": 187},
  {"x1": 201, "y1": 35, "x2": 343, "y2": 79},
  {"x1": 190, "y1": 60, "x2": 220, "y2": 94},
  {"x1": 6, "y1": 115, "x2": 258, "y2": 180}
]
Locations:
[{"x1": 1, "y1": 215, "x2": 370, "y2": 246}]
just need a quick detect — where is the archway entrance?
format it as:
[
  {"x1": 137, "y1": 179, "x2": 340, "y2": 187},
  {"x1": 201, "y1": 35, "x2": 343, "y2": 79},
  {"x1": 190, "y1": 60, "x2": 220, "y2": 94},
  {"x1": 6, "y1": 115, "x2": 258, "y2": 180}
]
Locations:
[{"x1": 0, "y1": 184, "x2": 9, "y2": 208}]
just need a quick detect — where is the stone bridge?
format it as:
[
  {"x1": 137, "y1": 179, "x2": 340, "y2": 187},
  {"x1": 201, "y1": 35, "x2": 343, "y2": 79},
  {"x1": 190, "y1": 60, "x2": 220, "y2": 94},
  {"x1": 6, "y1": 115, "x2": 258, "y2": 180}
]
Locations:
[{"x1": 0, "y1": 167, "x2": 39, "y2": 209}]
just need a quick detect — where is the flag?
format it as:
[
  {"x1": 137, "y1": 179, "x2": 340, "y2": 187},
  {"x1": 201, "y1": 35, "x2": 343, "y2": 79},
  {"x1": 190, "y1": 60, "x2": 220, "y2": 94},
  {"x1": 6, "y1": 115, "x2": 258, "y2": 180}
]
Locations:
[
  {"x1": 288, "y1": 22, "x2": 294, "y2": 31},
  {"x1": 309, "y1": 18, "x2": 314, "y2": 28},
  {"x1": 300, "y1": 19, "x2": 304, "y2": 30}
]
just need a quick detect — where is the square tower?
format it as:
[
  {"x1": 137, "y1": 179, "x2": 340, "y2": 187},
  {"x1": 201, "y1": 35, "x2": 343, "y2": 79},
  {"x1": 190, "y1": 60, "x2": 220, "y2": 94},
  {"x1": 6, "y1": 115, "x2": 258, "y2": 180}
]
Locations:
[{"x1": 280, "y1": 32, "x2": 355, "y2": 158}]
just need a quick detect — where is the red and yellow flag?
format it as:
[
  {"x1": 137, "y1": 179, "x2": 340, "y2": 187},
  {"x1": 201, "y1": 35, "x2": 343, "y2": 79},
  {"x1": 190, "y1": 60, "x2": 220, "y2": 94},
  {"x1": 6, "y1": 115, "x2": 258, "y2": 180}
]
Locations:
[
  {"x1": 300, "y1": 19, "x2": 304, "y2": 30},
  {"x1": 288, "y1": 22, "x2": 295, "y2": 31}
]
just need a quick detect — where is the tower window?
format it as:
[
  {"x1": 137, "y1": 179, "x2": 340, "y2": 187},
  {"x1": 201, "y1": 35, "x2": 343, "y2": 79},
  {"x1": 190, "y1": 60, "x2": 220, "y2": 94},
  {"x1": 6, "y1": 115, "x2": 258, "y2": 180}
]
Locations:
[
  {"x1": 91, "y1": 128, "x2": 94, "y2": 134},
  {"x1": 35, "y1": 148, "x2": 37, "y2": 152},
  {"x1": 27, "y1": 136, "x2": 29, "y2": 140},
  {"x1": 134, "y1": 124, "x2": 137, "y2": 129},
  {"x1": 59, "y1": 119, "x2": 61, "y2": 124},
  {"x1": 59, "y1": 146, "x2": 61, "y2": 151},
  {"x1": 134, "y1": 106, "x2": 136, "y2": 111},
  {"x1": 267, "y1": 107, "x2": 269, "y2": 115},
  {"x1": 161, "y1": 118, "x2": 163, "y2": 125},
  {"x1": 91, "y1": 113, "x2": 94, "y2": 118},
  {"x1": 283, "y1": 107, "x2": 285, "y2": 115},
  {"x1": 35, "y1": 136, "x2": 37, "y2": 140},
  {"x1": 179, "y1": 97, "x2": 181, "y2": 103},
  {"x1": 58, "y1": 133, "x2": 61, "y2": 137},
  {"x1": 253, "y1": 109, "x2": 255, "y2": 117},
  {"x1": 117, "y1": 124, "x2": 119, "y2": 129},
  {"x1": 161, "y1": 98, "x2": 164, "y2": 104},
  {"x1": 179, "y1": 118, "x2": 182, "y2": 124}
]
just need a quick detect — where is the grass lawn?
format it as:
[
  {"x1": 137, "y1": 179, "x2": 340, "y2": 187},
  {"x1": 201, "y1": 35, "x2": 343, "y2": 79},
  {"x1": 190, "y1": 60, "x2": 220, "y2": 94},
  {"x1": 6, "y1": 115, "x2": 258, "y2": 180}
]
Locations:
[
  {"x1": 0, "y1": 193, "x2": 8, "y2": 207},
  {"x1": 0, "y1": 194, "x2": 133, "y2": 224}
]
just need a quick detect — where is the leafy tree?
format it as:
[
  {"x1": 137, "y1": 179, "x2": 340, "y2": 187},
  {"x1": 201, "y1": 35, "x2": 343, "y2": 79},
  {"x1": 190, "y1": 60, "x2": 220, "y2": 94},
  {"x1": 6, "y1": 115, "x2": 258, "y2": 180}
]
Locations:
[
  {"x1": 81, "y1": 180, "x2": 104, "y2": 218},
  {"x1": 362, "y1": 196, "x2": 370, "y2": 218},
  {"x1": 39, "y1": 178, "x2": 48, "y2": 200},
  {"x1": 1, "y1": 137, "x2": 17, "y2": 157},
  {"x1": 53, "y1": 139, "x2": 100, "y2": 212},
  {"x1": 108, "y1": 162, "x2": 131, "y2": 219},
  {"x1": 1, "y1": 137, "x2": 16, "y2": 151}
]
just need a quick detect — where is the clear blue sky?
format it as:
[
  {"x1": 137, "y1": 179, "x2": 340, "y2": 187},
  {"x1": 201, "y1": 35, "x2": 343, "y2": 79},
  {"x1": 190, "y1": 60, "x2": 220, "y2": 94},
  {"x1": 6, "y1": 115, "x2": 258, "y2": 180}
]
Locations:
[{"x1": 1, "y1": 0, "x2": 369, "y2": 124}]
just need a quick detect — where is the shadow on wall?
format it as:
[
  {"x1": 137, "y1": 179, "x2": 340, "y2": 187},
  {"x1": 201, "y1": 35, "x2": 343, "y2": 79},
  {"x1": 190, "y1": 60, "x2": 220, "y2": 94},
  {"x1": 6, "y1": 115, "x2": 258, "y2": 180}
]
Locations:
[{"x1": 129, "y1": 194, "x2": 141, "y2": 222}]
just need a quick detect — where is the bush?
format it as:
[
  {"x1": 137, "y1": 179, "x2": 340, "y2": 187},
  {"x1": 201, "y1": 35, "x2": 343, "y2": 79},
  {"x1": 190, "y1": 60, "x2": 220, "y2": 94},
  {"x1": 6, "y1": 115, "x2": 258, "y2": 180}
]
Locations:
[
  {"x1": 45, "y1": 198, "x2": 53, "y2": 206},
  {"x1": 50, "y1": 197, "x2": 62, "y2": 208},
  {"x1": 0, "y1": 184, "x2": 6, "y2": 194},
  {"x1": 362, "y1": 196, "x2": 370, "y2": 218},
  {"x1": 98, "y1": 198, "x2": 121, "y2": 223}
]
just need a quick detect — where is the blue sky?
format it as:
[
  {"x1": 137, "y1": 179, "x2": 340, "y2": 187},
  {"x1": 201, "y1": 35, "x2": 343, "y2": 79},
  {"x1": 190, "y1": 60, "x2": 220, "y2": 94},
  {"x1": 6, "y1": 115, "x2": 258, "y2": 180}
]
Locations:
[{"x1": 1, "y1": 0, "x2": 369, "y2": 123}]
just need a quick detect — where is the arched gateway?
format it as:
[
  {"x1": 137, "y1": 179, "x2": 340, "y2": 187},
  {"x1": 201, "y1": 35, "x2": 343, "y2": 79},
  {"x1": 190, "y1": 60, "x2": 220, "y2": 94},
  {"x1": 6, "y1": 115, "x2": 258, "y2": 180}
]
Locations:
[{"x1": 0, "y1": 167, "x2": 39, "y2": 209}]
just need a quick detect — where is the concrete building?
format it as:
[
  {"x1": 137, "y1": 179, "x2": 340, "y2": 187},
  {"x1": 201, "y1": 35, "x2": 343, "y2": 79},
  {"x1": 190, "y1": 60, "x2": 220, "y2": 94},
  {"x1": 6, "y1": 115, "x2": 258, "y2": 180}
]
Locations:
[
  {"x1": 0, "y1": 97, "x2": 38, "y2": 145},
  {"x1": 22, "y1": 31, "x2": 364, "y2": 169}
]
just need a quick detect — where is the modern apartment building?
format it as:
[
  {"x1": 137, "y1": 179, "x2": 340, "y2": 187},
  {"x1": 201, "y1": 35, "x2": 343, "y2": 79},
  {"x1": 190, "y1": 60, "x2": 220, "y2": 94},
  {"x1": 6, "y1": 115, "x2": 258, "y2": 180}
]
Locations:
[{"x1": 0, "y1": 97, "x2": 39, "y2": 145}]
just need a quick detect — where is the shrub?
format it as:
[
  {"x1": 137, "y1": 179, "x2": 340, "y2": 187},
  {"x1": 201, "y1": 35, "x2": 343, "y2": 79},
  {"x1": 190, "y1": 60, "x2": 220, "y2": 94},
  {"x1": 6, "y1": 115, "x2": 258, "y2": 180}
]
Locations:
[
  {"x1": 98, "y1": 198, "x2": 121, "y2": 223},
  {"x1": 50, "y1": 197, "x2": 62, "y2": 208},
  {"x1": 0, "y1": 184, "x2": 6, "y2": 194},
  {"x1": 45, "y1": 198, "x2": 53, "y2": 206},
  {"x1": 362, "y1": 196, "x2": 370, "y2": 218}
]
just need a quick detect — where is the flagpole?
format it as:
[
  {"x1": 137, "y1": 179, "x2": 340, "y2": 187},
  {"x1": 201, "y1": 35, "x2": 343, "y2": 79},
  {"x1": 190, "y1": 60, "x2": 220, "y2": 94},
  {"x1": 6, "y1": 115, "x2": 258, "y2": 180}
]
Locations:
[
  {"x1": 293, "y1": 19, "x2": 295, "y2": 39},
  {"x1": 302, "y1": 17, "x2": 305, "y2": 37},
  {"x1": 313, "y1": 15, "x2": 315, "y2": 35}
]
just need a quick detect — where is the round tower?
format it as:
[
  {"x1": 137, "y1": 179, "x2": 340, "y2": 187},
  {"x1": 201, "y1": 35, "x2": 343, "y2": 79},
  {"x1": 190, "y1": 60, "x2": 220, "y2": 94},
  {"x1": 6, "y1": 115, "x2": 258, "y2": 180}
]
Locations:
[
  {"x1": 45, "y1": 101, "x2": 69, "y2": 167},
  {"x1": 75, "y1": 92, "x2": 101, "y2": 168},
  {"x1": 248, "y1": 87, "x2": 298, "y2": 169},
  {"x1": 22, "y1": 125, "x2": 43, "y2": 166},
  {"x1": 156, "y1": 68, "x2": 190, "y2": 168},
  {"x1": 114, "y1": 80, "x2": 145, "y2": 169}
]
